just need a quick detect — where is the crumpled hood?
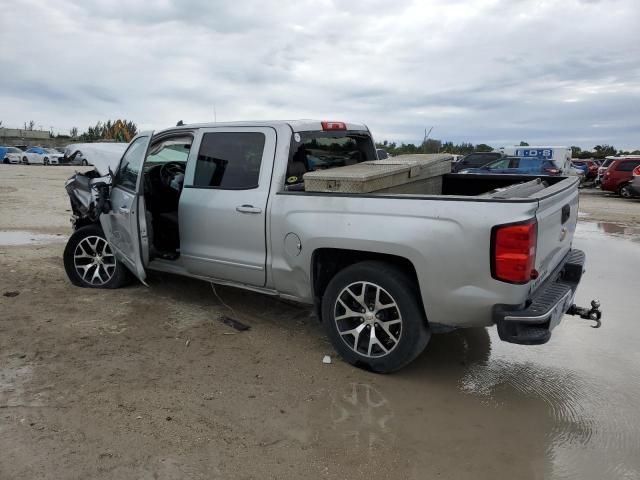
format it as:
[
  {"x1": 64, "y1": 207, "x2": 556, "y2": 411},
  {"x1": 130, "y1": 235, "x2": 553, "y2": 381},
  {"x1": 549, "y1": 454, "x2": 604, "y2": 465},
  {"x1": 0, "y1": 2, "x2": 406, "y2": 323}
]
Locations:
[{"x1": 65, "y1": 142, "x2": 129, "y2": 175}]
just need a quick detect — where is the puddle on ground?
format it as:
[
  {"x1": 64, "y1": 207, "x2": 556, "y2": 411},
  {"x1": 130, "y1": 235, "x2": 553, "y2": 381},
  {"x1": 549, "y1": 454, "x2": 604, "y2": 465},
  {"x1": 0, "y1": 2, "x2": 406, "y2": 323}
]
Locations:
[
  {"x1": 0, "y1": 230, "x2": 67, "y2": 246},
  {"x1": 575, "y1": 221, "x2": 640, "y2": 241},
  {"x1": 275, "y1": 220, "x2": 640, "y2": 479}
]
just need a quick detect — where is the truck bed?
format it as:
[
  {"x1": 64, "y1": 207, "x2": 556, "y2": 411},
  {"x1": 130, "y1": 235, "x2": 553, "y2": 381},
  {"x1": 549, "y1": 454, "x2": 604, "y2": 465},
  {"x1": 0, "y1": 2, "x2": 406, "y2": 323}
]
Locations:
[{"x1": 272, "y1": 173, "x2": 579, "y2": 328}]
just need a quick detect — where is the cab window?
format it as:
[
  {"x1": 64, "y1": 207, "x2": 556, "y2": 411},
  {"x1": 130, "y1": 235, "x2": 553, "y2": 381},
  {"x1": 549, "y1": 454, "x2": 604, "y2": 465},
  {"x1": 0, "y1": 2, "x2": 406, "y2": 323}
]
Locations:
[
  {"x1": 193, "y1": 132, "x2": 265, "y2": 189},
  {"x1": 114, "y1": 137, "x2": 149, "y2": 191}
]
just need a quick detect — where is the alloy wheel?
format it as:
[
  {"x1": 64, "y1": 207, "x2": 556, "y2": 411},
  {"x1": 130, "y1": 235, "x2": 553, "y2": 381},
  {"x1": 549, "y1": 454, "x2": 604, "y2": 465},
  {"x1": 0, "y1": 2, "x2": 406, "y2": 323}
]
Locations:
[
  {"x1": 73, "y1": 235, "x2": 117, "y2": 286},
  {"x1": 333, "y1": 281, "x2": 403, "y2": 358},
  {"x1": 620, "y1": 185, "x2": 632, "y2": 198}
]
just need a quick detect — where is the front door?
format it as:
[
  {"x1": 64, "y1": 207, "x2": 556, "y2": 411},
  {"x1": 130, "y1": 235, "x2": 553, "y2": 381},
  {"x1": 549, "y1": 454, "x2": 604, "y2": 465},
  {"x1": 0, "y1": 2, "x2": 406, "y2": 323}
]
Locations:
[
  {"x1": 179, "y1": 127, "x2": 277, "y2": 287},
  {"x1": 100, "y1": 133, "x2": 153, "y2": 283}
]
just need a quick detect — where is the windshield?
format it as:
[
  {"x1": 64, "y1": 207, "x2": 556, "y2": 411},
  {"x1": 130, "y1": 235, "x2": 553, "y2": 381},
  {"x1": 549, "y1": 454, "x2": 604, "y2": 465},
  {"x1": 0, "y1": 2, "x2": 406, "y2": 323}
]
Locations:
[
  {"x1": 7, "y1": 147, "x2": 21, "y2": 153},
  {"x1": 46, "y1": 148, "x2": 59, "y2": 154}
]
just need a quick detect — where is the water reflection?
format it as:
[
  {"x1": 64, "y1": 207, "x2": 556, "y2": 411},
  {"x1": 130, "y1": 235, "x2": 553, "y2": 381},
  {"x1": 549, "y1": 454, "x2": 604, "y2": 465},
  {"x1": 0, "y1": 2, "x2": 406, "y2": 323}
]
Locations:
[
  {"x1": 0, "y1": 230, "x2": 66, "y2": 246},
  {"x1": 574, "y1": 221, "x2": 640, "y2": 243},
  {"x1": 330, "y1": 383, "x2": 395, "y2": 456}
]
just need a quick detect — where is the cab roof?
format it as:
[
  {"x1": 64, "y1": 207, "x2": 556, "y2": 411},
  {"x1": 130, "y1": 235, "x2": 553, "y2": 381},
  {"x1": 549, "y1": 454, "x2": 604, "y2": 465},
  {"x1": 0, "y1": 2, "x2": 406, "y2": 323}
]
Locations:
[{"x1": 155, "y1": 120, "x2": 369, "y2": 136}]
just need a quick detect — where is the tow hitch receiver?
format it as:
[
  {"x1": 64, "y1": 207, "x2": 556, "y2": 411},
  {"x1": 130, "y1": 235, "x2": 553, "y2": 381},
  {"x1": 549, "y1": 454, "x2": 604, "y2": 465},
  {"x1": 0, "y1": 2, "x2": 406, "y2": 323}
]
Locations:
[{"x1": 566, "y1": 300, "x2": 602, "y2": 328}]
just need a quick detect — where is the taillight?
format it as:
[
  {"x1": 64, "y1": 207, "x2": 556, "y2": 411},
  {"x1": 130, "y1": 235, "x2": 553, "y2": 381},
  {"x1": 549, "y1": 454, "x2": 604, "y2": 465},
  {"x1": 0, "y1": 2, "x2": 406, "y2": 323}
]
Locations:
[
  {"x1": 321, "y1": 121, "x2": 347, "y2": 131},
  {"x1": 544, "y1": 168, "x2": 560, "y2": 175},
  {"x1": 491, "y1": 220, "x2": 537, "y2": 284},
  {"x1": 633, "y1": 165, "x2": 640, "y2": 176}
]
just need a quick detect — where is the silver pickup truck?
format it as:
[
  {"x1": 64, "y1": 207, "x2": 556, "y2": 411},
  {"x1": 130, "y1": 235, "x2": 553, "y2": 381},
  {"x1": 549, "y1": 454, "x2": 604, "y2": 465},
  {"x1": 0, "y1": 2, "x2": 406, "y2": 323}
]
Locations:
[{"x1": 63, "y1": 120, "x2": 601, "y2": 372}]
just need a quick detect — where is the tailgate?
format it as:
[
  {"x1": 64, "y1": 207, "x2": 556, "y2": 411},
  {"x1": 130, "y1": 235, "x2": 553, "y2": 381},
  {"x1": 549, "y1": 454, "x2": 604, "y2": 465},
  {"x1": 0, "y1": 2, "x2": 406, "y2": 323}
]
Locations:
[{"x1": 532, "y1": 177, "x2": 580, "y2": 283}]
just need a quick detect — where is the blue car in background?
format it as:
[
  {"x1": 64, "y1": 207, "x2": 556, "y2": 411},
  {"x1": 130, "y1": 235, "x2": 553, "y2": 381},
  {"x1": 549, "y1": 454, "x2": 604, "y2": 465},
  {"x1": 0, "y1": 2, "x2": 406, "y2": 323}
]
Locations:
[
  {"x1": 570, "y1": 161, "x2": 589, "y2": 176},
  {"x1": 458, "y1": 156, "x2": 562, "y2": 175}
]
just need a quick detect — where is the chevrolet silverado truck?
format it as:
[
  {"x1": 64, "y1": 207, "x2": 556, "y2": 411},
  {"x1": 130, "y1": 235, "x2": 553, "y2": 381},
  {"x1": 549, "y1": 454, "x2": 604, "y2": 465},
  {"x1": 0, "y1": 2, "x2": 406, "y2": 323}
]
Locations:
[{"x1": 63, "y1": 120, "x2": 601, "y2": 372}]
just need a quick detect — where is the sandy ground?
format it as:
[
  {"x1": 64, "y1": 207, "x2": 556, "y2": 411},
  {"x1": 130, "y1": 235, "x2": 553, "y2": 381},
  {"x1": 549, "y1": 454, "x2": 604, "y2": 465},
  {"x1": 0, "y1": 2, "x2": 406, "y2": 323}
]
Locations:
[{"x1": 1, "y1": 165, "x2": 639, "y2": 479}]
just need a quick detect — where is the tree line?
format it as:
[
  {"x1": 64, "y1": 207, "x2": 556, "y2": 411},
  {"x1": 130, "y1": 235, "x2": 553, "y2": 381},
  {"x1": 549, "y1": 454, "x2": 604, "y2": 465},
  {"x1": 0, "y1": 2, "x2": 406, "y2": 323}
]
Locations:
[
  {"x1": 69, "y1": 120, "x2": 138, "y2": 143},
  {"x1": 0, "y1": 119, "x2": 138, "y2": 143},
  {"x1": 376, "y1": 139, "x2": 640, "y2": 158}
]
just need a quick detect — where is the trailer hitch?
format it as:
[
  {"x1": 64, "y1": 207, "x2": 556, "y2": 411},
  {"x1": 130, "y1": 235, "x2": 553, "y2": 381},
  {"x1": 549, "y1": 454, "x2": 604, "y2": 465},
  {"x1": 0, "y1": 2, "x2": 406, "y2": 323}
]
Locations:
[{"x1": 566, "y1": 300, "x2": 602, "y2": 328}]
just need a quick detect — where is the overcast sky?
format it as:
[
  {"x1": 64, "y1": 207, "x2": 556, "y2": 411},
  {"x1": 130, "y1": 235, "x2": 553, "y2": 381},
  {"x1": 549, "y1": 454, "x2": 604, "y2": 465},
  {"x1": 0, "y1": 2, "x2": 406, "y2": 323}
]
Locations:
[{"x1": 1, "y1": 0, "x2": 639, "y2": 149}]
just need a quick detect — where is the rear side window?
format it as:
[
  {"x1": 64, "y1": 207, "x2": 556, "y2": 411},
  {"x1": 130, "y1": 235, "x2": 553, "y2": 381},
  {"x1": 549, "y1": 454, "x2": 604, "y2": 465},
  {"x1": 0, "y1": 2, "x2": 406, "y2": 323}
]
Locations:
[
  {"x1": 464, "y1": 153, "x2": 500, "y2": 167},
  {"x1": 519, "y1": 158, "x2": 542, "y2": 169},
  {"x1": 285, "y1": 131, "x2": 376, "y2": 187},
  {"x1": 193, "y1": 132, "x2": 265, "y2": 189},
  {"x1": 487, "y1": 158, "x2": 511, "y2": 169},
  {"x1": 615, "y1": 160, "x2": 640, "y2": 172}
]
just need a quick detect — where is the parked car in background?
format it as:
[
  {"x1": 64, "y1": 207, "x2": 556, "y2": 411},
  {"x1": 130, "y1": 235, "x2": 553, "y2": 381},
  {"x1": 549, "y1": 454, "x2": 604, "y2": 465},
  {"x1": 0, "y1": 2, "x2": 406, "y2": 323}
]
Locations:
[
  {"x1": 63, "y1": 146, "x2": 91, "y2": 166},
  {"x1": 376, "y1": 148, "x2": 391, "y2": 160},
  {"x1": 600, "y1": 156, "x2": 640, "y2": 197},
  {"x1": 571, "y1": 161, "x2": 588, "y2": 176},
  {"x1": 1, "y1": 146, "x2": 24, "y2": 164},
  {"x1": 22, "y1": 147, "x2": 64, "y2": 165},
  {"x1": 596, "y1": 157, "x2": 616, "y2": 186},
  {"x1": 627, "y1": 165, "x2": 640, "y2": 198},
  {"x1": 459, "y1": 156, "x2": 564, "y2": 175},
  {"x1": 452, "y1": 152, "x2": 504, "y2": 172},
  {"x1": 571, "y1": 160, "x2": 598, "y2": 180}
]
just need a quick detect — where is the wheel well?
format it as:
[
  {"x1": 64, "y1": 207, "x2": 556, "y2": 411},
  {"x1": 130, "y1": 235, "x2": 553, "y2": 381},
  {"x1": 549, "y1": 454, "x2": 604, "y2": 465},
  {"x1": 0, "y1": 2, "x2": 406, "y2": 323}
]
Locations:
[
  {"x1": 74, "y1": 217, "x2": 100, "y2": 230},
  {"x1": 311, "y1": 248, "x2": 422, "y2": 320}
]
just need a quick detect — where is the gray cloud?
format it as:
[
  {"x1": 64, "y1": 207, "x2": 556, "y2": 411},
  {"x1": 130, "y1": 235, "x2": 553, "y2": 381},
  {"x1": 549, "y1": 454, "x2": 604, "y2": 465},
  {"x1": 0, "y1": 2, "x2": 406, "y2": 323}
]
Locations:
[{"x1": 0, "y1": 0, "x2": 638, "y2": 149}]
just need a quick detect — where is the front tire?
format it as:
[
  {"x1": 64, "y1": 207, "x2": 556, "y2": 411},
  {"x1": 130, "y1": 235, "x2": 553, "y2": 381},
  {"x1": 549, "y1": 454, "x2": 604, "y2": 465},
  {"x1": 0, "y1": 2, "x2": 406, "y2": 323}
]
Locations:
[
  {"x1": 63, "y1": 225, "x2": 131, "y2": 288},
  {"x1": 22, "y1": 157, "x2": 29, "y2": 165},
  {"x1": 44, "y1": 157, "x2": 49, "y2": 165},
  {"x1": 322, "y1": 261, "x2": 430, "y2": 373}
]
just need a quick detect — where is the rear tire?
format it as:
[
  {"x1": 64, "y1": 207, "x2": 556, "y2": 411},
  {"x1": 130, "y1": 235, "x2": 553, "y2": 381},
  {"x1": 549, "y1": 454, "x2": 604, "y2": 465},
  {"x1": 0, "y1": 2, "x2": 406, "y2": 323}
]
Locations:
[
  {"x1": 44, "y1": 157, "x2": 49, "y2": 165},
  {"x1": 22, "y1": 157, "x2": 28, "y2": 165},
  {"x1": 619, "y1": 184, "x2": 633, "y2": 198},
  {"x1": 321, "y1": 261, "x2": 430, "y2": 373},
  {"x1": 63, "y1": 225, "x2": 131, "y2": 289}
]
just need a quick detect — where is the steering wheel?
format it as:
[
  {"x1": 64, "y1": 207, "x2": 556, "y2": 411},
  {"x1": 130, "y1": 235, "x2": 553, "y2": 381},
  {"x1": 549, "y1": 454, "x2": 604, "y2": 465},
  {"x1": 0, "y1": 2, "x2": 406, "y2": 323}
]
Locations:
[{"x1": 159, "y1": 162, "x2": 185, "y2": 189}]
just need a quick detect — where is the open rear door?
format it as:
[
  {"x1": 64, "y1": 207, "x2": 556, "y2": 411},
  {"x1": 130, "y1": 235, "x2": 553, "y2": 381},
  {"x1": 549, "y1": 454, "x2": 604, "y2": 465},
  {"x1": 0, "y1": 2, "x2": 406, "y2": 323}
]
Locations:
[{"x1": 100, "y1": 132, "x2": 153, "y2": 284}]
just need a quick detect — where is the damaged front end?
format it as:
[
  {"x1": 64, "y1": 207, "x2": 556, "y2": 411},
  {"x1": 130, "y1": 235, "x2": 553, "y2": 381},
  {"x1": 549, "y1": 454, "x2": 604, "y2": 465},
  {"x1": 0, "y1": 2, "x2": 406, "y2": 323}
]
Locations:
[
  {"x1": 63, "y1": 142, "x2": 128, "y2": 229},
  {"x1": 65, "y1": 171, "x2": 111, "y2": 229}
]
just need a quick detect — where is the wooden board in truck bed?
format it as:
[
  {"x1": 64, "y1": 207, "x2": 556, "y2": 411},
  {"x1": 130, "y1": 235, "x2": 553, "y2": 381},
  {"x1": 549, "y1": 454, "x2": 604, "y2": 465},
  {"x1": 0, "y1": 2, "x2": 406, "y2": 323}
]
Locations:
[{"x1": 303, "y1": 154, "x2": 453, "y2": 194}]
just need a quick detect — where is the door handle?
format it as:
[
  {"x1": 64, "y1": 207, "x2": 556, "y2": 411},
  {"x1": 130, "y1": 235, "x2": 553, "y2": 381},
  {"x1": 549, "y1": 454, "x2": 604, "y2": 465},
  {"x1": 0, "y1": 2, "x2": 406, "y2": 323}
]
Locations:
[
  {"x1": 119, "y1": 206, "x2": 130, "y2": 214},
  {"x1": 236, "y1": 205, "x2": 262, "y2": 214}
]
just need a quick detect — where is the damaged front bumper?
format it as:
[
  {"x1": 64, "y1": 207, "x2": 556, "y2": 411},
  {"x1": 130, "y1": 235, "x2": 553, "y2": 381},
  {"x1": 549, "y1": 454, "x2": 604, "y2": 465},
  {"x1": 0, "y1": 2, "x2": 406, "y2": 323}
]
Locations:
[
  {"x1": 65, "y1": 170, "x2": 111, "y2": 227},
  {"x1": 494, "y1": 249, "x2": 602, "y2": 345}
]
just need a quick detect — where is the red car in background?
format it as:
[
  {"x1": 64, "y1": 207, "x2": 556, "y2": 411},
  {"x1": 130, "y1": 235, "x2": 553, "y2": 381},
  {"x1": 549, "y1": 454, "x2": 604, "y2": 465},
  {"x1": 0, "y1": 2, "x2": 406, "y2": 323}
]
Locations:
[
  {"x1": 627, "y1": 165, "x2": 640, "y2": 198},
  {"x1": 572, "y1": 159, "x2": 599, "y2": 180},
  {"x1": 600, "y1": 156, "x2": 640, "y2": 197}
]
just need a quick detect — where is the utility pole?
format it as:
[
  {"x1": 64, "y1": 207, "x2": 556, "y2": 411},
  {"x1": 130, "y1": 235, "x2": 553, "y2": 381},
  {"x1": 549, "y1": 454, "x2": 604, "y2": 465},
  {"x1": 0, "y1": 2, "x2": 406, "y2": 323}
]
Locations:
[{"x1": 423, "y1": 126, "x2": 433, "y2": 154}]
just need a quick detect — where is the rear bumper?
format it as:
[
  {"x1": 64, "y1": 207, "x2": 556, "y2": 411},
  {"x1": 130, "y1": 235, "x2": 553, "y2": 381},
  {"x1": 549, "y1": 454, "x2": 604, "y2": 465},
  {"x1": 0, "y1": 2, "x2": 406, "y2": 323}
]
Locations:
[{"x1": 494, "y1": 249, "x2": 585, "y2": 345}]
